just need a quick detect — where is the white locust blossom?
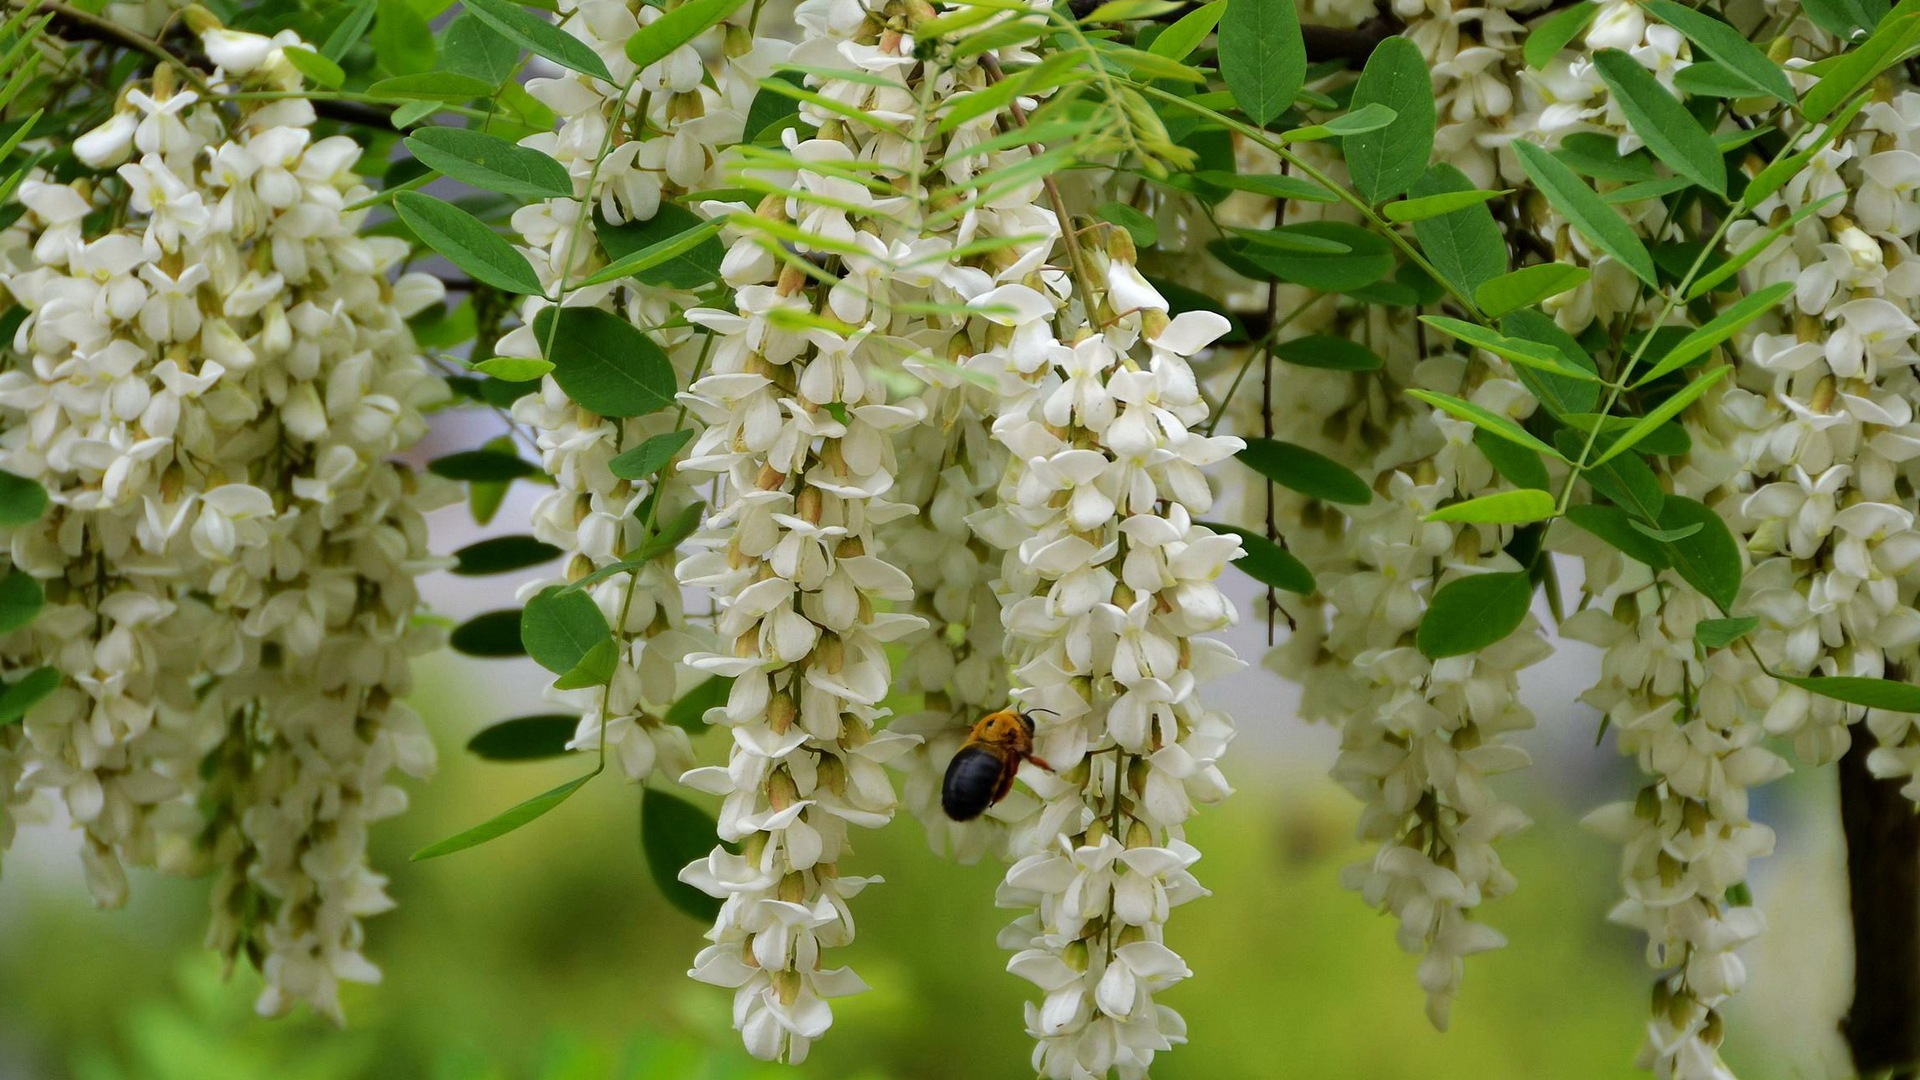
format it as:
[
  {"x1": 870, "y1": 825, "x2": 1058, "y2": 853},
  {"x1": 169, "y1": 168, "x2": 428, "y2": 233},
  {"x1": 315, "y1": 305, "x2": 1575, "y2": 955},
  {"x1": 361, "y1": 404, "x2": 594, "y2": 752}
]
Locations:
[
  {"x1": 976, "y1": 231, "x2": 1242, "y2": 1080},
  {"x1": 0, "y1": 21, "x2": 448, "y2": 1020}
]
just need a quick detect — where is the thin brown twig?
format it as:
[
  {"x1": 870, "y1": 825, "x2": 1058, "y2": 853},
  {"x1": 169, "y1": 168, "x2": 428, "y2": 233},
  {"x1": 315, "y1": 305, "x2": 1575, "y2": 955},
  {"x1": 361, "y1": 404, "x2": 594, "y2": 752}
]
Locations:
[{"x1": 29, "y1": 0, "x2": 215, "y2": 99}]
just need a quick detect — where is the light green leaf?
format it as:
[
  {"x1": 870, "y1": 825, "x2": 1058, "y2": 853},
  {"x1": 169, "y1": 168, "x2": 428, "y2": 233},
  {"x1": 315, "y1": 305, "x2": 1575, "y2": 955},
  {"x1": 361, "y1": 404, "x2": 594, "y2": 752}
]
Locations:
[
  {"x1": 1690, "y1": 193, "x2": 1845, "y2": 298},
  {"x1": 1281, "y1": 103, "x2": 1398, "y2": 143},
  {"x1": 1148, "y1": 0, "x2": 1225, "y2": 60},
  {"x1": 0, "y1": 666, "x2": 57, "y2": 726},
  {"x1": 1501, "y1": 308, "x2": 1601, "y2": 417},
  {"x1": 1417, "y1": 572, "x2": 1534, "y2": 659},
  {"x1": 1803, "y1": 1, "x2": 1920, "y2": 122},
  {"x1": 373, "y1": 0, "x2": 434, "y2": 75},
  {"x1": 1219, "y1": 0, "x2": 1303, "y2": 126},
  {"x1": 283, "y1": 46, "x2": 345, "y2": 89},
  {"x1": 1271, "y1": 334, "x2": 1382, "y2": 371},
  {"x1": 442, "y1": 12, "x2": 522, "y2": 85},
  {"x1": 1407, "y1": 388, "x2": 1570, "y2": 462},
  {"x1": 533, "y1": 307, "x2": 677, "y2": 418},
  {"x1": 1634, "y1": 281, "x2": 1793, "y2": 387},
  {"x1": 1590, "y1": 366, "x2": 1730, "y2": 468},
  {"x1": 1514, "y1": 140, "x2": 1658, "y2": 286},
  {"x1": 1084, "y1": 0, "x2": 1184, "y2": 19},
  {"x1": 394, "y1": 191, "x2": 543, "y2": 294},
  {"x1": 405, "y1": 127, "x2": 571, "y2": 200},
  {"x1": 1740, "y1": 93, "x2": 1870, "y2": 212},
  {"x1": 1202, "y1": 522, "x2": 1315, "y2": 594},
  {"x1": 1475, "y1": 264, "x2": 1591, "y2": 318},
  {"x1": 1694, "y1": 615, "x2": 1759, "y2": 648},
  {"x1": 1784, "y1": 675, "x2": 1920, "y2": 714},
  {"x1": 1237, "y1": 438, "x2": 1371, "y2": 505},
  {"x1": 626, "y1": 0, "x2": 747, "y2": 71},
  {"x1": 1382, "y1": 188, "x2": 1510, "y2": 223},
  {"x1": 552, "y1": 637, "x2": 619, "y2": 690},
  {"x1": 1097, "y1": 202, "x2": 1157, "y2": 248},
  {"x1": 608, "y1": 429, "x2": 694, "y2": 481},
  {"x1": 1420, "y1": 316, "x2": 1600, "y2": 382},
  {"x1": 1409, "y1": 163, "x2": 1506, "y2": 298},
  {"x1": 521, "y1": 585, "x2": 612, "y2": 676},
  {"x1": 1524, "y1": 2, "x2": 1598, "y2": 69},
  {"x1": 1425, "y1": 489, "x2": 1558, "y2": 525},
  {"x1": 472, "y1": 356, "x2": 554, "y2": 381},
  {"x1": 466, "y1": 0, "x2": 612, "y2": 81},
  {"x1": 1567, "y1": 504, "x2": 1672, "y2": 569},
  {"x1": 1346, "y1": 38, "x2": 1434, "y2": 203},
  {"x1": 412, "y1": 770, "x2": 598, "y2": 860},
  {"x1": 642, "y1": 787, "x2": 724, "y2": 921},
  {"x1": 1643, "y1": 1, "x2": 1796, "y2": 103}
]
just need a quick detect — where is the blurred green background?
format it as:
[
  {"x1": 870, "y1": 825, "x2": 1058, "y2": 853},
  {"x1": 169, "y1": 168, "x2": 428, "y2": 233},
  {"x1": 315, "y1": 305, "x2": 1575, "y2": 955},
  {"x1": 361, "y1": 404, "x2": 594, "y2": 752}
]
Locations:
[{"x1": 0, "y1": 642, "x2": 1856, "y2": 1080}]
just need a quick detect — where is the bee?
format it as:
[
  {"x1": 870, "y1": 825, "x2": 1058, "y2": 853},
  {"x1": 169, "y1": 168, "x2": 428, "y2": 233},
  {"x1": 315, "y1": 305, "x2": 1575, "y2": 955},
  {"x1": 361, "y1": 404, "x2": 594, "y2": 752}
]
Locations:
[{"x1": 941, "y1": 708, "x2": 1053, "y2": 822}]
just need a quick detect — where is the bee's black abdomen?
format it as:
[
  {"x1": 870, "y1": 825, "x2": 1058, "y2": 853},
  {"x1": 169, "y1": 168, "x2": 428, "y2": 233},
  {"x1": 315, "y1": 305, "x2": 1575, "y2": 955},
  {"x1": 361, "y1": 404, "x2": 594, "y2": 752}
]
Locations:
[{"x1": 942, "y1": 747, "x2": 1006, "y2": 821}]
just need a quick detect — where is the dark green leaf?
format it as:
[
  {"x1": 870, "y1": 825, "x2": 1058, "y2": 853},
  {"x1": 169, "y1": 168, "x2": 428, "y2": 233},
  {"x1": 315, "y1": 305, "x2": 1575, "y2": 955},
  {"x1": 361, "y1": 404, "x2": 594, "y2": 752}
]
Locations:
[
  {"x1": 1591, "y1": 49, "x2": 1727, "y2": 195},
  {"x1": 0, "y1": 571, "x2": 41, "y2": 633},
  {"x1": 533, "y1": 306, "x2": 677, "y2": 418},
  {"x1": 1192, "y1": 170, "x2": 1338, "y2": 203},
  {"x1": 429, "y1": 449, "x2": 540, "y2": 482},
  {"x1": 1475, "y1": 429, "x2": 1550, "y2": 491},
  {"x1": 521, "y1": 586, "x2": 612, "y2": 676},
  {"x1": 665, "y1": 676, "x2": 731, "y2": 732},
  {"x1": 467, "y1": 713, "x2": 579, "y2": 760},
  {"x1": 1271, "y1": 334, "x2": 1381, "y2": 371},
  {"x1": 1644, "y1": 1, "x2": 1795, "y2": 102},
  {"x1": 1345, "y1": 38, "x2": 1434, "y2": 203},
  {"x1": 1226, "y1": 221, "x2": 1392, "y2": 292},
  {"x1": 321, "y1": 0, "x2": 378, "y2": 62},
  {"x1": 1204, "y1": 522, "x2": 1315, "y2": 594},
  {"x1": 413, "y1": 770, "x2": 597, "y2": 860},
  {"x1": 1554, "y1": 133, "x2": 1658, "y2": 183},
  {"x1": 368, "y1": 72, "x2": 494, "y2": 101},
  {"x1": 1524, "y1": 2, "x2": 1599, "y2": 69},
  {"x1": 1420, "y1": 316, "x2": 1599, "y2": 382},
  {"x1": 394, "y1": 192, "x2": 543, "y2": 294},
  {"x1": 1219, "y1": 0, "x2": 1303, "y2": 126},
  {"x1": 1659, "y1": 496, "x2": 1741, "y2": 610},
  {"x1": 627, "y1": 0, "x2": 747, "y2": 71},
  {"x1": 1802, "y1": 0, "x2": 1885, "y2": 39},
  {"x1": 1097, "y1": 202, "x2": 1157, "y2": 248},
  {"x1": 1695, "y1": 615, "x2": 1759, "y2": 649},
  {"x1": 405, "y1": 127, "x2": 571, "y2": 200},
  {"x1": 451, "y1": 609, "x2": 527, "y2": 657},
  {"x1": 442, "y1": 12, "x2": 521, "y2": 85},
  {"x1": 373, "y1": 0, "x2": 434, "y2": 75},
  {"x1": 1803, "y1": 2, "x2": 1920, "y2": 122},
  {"x1": 1417, "y1": 571, "x2": 1534, "y2": 659},
  {"x1": 1633, "y1": 281, "x2": 1794, "y2": 386},
  {"x1": 465, "y1": 0, "x2": 612, "y2": 81},
  {"x1": 553, "y1": 637, "x2": 620, "y2": 689},
  {"x1": 1409, "y1": 164, "x2": 1506, "y2": 299},
  {"x1": 633, "y1": 500, "x2": 703, "y2": 563},
  {"x1": 0, "y1": 469, "x2": 47, "y2": 526},
  {"x1": 1514, "y1": 140, "x2": 1658, "y2": 287},
  {"x1": 1558, "y1": 429, "x2": 1664, "y2": 522},
  {"x1": 1784, "y1": 675, "x2": 1920, "y2": 714},
  {"x1": 594, "y1": 203, "x2": 725, "y2": 290},
  {"x1": 1382, "y1": 188, "x2": 1510, "y2": 223},
  {"x1": 452, "y1": 535, "x2": 562, "y2": 575},
  {"x1": 642, "y1": 786, "x2": 723, "y2": 921},
  {"x1": 1567, "y1": 503, "x2": 1672, "y2": 569},
  {"x1": 744, "y1": 70, "x2": 806, "y2": 143},
  {"x1": 1589, "y1": 367, "x2": 1730, "y2": 468},
  {"x1": 1237, "y1": 438, "x2": 1370, "y2": 505},
  {"x1": 609, "y1": 429, "x2": 695, "y2": 481},
  {"x1": 0, "y1": 666, "x2": 57, "y2": 725}
]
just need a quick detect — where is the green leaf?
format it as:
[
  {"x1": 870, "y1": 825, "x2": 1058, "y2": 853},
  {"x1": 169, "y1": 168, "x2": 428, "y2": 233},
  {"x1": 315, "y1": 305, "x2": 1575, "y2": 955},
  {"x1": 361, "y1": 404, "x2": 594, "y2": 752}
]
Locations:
[
  {"x1": 1524, "y1": 1, "x2": 1599, "y2": 69},
  {"x1": 405, "y1": 127, "x2": 571, "y2": 200},
  {"x1": 521, "y1": 586, "x2": 612, "y2": 676},
  {"x1": 552, "y1": 636, "x2": 619, "y2": 690},
  {"x1": 1408, "y1": 388, "x2": 1569, "y2": 462},
  {"x1": 452, "y1": 535, "x2": 562, "y2": 575},
  {"x1": 1271, "y1": 334, "x2": 1381, "y2": 371},
  {"x1": 744, "y1": 71, "x2": 806, "y2": 143},
  {"x1": 1085, "y1": 0, "x2": 1184, "y2": 19},
  {"x1": 1514, "y1": 140, "x2": 1658, "y2": 287},
  {"x1": 1203, "y1": 522, "x2": 1315, "y2": 594},
  {"x1": 1097, "y1": 202, "x2": 1157, "y2": 248},
  {"x1": 1225, "y1": 221, "x2": 1392, "y2": 292},
  {"x1": 1590, "y1": 49, "x2": 1727, "y2": 196},
  {"x1": 465, "y1": 0, "x2": 612, "y2": 81},
  {"x1": 1148, "y1": 0, "x2": 1225, "y2": 60},
  {"x1": 608, "y1": 429, "x2": 694, "y2": 481},
  {"x1": 1673, "y1": 61, "x2": 1772, "y2": 99},
  {"x1": 1694, "y1": 615, "x2": 1759, "y2": 649},
  {"x1": 0, "y1": 571, "x2": 41, "y2": 632},
  {"x1": 1784, "y1": 675, "x2": 1920, "y2": 714},
  {"x1": 632, "y1": 500, "x2": 703, "y2": 563},
  {"x1": 626, "y1": 0, "x2": 747, "y2": 71},
  {"x1": 283, "y1": 46, "x2": 345, "y2": 89},
  {"x1": 413, "y1": 770, "x2": 597, "y2": 860},
  {"x1": 642, "y1": 787, "x2": 723, "y2": 921},
  {"x1": 1803, "y1": 2, "x2": 1920, "y2": 123},
  {"x1": 1475, "y1": 429, "x2": 1550, "y2": 491},
  {"x1": 1408, "y1": 164, "x2": 1506, "y2": 299},
  {"x1": 1567, "y1": 503, "x2": 1672, "y2": 569},
  {"x1": 429, "y1": 449, "x2": 540, "y2": 482},
  {"x1": 1233, "y1": 228, "x2": 1353, "y2": 255},
  {"x1": 473, "y1": 356, "x2": 553, "y2": 381},
  {"x1": 450, "y1": 609, "x2": 527, "y2": 657},
  {"x1": 1417, "y1": 572, "x2": 1534, "y2": 659},
  {"x1": 1691, "y1": 193, "x2": 1846, "y2": 299},
  {"x1": 1192, "y1": 170, "x2": 1338, "y2": 203},
  {"x1": 394, "y1": 192, "x2": 543, "y2": 294},
  {"x1": 368, "y1": 72, "x2": 494, "y2": 100},
  {"x1": 1498, "y1": 311, "x2": 1601, "y2": 420},
  {"x1": 1281, "y1": 103, "x2": 1399, "y2": 143},
  {"x1": 1642, "y1": 1, "x2": 1795, "y2": 103},
  {"x1": 1475, "y1": 264, "x2": 1591, "y2": 319},
  {"x1": 467, "y1": 713, "x2": 578, "y2": 760},
  {"x1": 665, "y1": 676, "x2": 731, "y2": 731},
  {"x1": 0, "y1": 666, "x2": 57, "y2": 726},
  {"x1": 442, "y1": 12, "x2": 521, "y2": 85},
  {"x1": 592, "y1": 203, "x2": 725, "y2": 290},
  {"x1": 532, "y1": 307, "x2": 677, "y2": 418},
  {"x1": 1426, "y1": 489, "x2": 1558, "y2": 525},
  {"x1": 1590, "y1": 366, "x2": 1730, "y2": 468},
  {"x1": 1219, "y1": 0, "x2": 1303, "y2": 126},
  {"x1": 373, "y1": 0, "x2": 434, "y2": 75},
  {"x1": 1803, "y1": 0, "x2": 1886, "y2": 39},
  {"x1": 1382, "y1": 188, "x2": 1510, "y2": 223},
  {"x1": 0, "y1": 469, "x2": 47, "y2": 526},
  {"x1": 1554, "y1": 133, "x2": 1658, "y2": 183},
  {"x1": 1345, "y1": 38, "x2": 1434, "y2": 203},
  {"x1": 1557, "y1": 430, "x2": 1665, "y2": 522},
  {"x1": 322, "y1": 0, "x2": 378, "y2": 62},
  {"x1": 1420, "y1": 316, "x2": 1601, "y2": 382},
  {"x1": 1634, "y1": 281, "x2": 1793, "y2": 387},
  {"x1": 1659, "y1": 496, "x2": 1742, "y2": 610},
  {"x1": 1236, "y1": 438, "x2": 1371, "y2": 505}
]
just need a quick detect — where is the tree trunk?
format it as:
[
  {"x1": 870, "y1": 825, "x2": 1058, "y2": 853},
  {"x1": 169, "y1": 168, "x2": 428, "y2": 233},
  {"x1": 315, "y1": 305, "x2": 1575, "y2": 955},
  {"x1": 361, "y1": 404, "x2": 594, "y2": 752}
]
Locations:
[{"x1": 1842, "y1": 732, "x2": 1920, "y2": 1080}]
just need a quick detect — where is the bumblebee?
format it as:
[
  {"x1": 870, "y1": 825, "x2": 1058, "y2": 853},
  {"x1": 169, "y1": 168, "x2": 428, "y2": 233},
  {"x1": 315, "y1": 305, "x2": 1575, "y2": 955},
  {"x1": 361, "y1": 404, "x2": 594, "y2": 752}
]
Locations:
[{"x1": 941, "y1": 709, "x2": 1053, "y2": 822}]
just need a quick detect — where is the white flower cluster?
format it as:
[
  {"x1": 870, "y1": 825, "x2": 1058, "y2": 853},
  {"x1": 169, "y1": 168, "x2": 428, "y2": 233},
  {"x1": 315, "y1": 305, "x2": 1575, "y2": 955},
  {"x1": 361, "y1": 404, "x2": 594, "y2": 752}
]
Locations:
[
  {"x1": 497, "y1": 0, "x2": 786, "y2": 786},
  {"x1": 0, "y1": 23, "x2": 448, "y2": 1020},
  {"x1": 975, "y1": 230, "x2": 1242, "y2": 1080}
]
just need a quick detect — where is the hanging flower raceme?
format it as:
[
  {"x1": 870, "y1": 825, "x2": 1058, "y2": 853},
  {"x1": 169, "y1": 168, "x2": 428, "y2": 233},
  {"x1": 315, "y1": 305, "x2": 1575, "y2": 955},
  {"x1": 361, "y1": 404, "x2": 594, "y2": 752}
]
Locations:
[
  {"x1": 496, "y1": 0, "x2": 787, "y2": 789},
  {"x1": 0, "y1": 18, "x2": 448, "y2": 1020},
  {"x1": 973, "y1": 228, "x2": 1242, "y2": 1080}
]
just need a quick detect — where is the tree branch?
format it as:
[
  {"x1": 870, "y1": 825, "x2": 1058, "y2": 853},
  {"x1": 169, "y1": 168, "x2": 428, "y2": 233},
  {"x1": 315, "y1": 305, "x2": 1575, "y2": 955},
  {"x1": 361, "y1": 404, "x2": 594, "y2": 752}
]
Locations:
[
  {"x1": 1841, "y1": 726, "x2": 1920, "y2": 1080},
  {"x1": 29, "y1": 0, "x2": 215, "y2": 98}
]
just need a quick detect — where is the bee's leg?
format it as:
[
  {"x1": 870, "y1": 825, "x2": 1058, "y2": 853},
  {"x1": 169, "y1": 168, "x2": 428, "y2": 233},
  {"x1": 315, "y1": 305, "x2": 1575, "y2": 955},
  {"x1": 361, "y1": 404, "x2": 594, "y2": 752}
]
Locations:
[{"x1": 1027, "y1": 756, "x2": 1053, "y2": 772}]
